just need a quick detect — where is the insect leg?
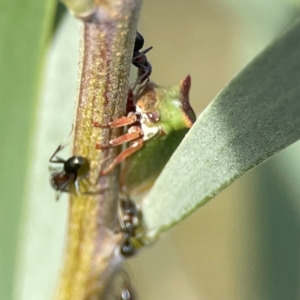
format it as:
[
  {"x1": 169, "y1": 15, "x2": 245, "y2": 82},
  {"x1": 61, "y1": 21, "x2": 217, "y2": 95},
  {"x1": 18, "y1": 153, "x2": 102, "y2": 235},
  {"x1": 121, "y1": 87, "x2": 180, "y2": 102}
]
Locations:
[
  {"x1": 134, "y1": 46, "x2": 153, "y2": 59},
  {"x1": 49, "y1": 125, "x2": 75, "y2": 163},
  {"x1": 93, "y1": 112, "x2": 138, "y2": 130},
  {"x1": 109, "y1": 128, "x2": 141, "y2": 146},
  {"x1": 49, "y1": 145, "x2": 66, "y2": 163},
  {"x1": 54, "y1": 180, "x2": 72, "y2": 201},
  {"x1": 108, "y1": 112, "x2": 138, "y2": 128},
  {"x1": 131, "y1": 61, "x2": 152, "y2": 89},
  {"x1": 55, "y1": 191, "x2": 61, "y2": 201},
  {"x1": 96, "y1": 125, "x2": 142, "y2": 150},
  {"x1": 101, "y1": 139, "x2": 144, "y2": 175}
]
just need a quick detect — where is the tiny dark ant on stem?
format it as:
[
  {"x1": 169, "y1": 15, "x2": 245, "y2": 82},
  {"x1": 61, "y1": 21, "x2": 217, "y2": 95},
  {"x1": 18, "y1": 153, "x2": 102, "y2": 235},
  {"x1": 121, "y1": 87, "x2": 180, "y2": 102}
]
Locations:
[
  {"x1": 49, "y1": 144, "x2": 90, "y2": 200},
  {"x1": 132, "y1": 31, "x2": 153, "y2": 89},
  {"x1": 118, "y1": 196, "x2": 142, "y2": 257}
]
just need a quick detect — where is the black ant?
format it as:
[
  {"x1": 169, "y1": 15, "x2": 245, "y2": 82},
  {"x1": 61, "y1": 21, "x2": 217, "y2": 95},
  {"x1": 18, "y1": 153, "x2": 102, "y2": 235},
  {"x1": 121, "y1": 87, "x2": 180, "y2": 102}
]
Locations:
[
  {"x1": 49, "y1": 144, "x2": 90, "y2": 199},
  {"x1": 118, "y1": 196, "x2": 142, "y2": 257},
  {"x1": 132, "y1": 31, "x2": 153, "y2": 88}
]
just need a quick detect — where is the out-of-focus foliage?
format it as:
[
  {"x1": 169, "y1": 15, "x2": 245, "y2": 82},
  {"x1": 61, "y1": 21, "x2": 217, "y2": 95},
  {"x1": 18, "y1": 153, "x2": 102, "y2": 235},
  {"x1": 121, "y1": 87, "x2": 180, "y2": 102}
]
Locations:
[
  {"x1": 3, "y1": 0, "x2": 300, "y2": 300},
  {"x1": 0, "y1": 1, "x2": 56, "y2": 299},
  {"x1": 14, "y1": 14, "x2": 79, "y2": 300},
  {"x1": 52, "y1": 2, "x2": 67, "y2": 33},
  {"x1": 143, "y1": 19, "x2": 300, "y2": 237},
  {"x1": 60, "y1": 0, "x2": 94, "y2": 15}
]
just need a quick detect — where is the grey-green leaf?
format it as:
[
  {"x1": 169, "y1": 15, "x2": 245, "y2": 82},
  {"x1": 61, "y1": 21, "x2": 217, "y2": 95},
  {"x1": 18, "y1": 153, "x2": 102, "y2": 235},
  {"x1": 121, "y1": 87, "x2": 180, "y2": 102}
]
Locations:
[
  {"x1": 0, "y1": 1, "x2": 56, "y2": 299},
  {"x1": 142, "y1": 19, "x2": 300, "y2": 238}
]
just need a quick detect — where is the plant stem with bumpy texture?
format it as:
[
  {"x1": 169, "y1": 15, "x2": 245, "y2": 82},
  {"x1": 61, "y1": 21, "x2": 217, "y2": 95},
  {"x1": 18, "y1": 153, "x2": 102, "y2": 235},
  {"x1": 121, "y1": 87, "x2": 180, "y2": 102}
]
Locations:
[{"x1": 54, "y1": 1, "x2": 142, "y2": 299}]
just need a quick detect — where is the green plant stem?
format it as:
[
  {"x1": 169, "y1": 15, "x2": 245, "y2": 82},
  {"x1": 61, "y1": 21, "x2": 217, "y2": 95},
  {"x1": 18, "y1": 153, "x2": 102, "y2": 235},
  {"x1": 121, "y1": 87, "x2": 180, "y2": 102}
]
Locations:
[{"x1": 54, "y1": 1, "x2": 142, "y2": 299}]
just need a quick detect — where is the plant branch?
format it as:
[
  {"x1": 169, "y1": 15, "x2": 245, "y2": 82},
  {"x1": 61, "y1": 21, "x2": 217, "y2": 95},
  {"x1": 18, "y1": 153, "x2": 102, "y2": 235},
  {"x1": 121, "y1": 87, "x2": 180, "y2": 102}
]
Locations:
[{"x1": 54, "y1": 1, "x2": 142, "y2": 299}]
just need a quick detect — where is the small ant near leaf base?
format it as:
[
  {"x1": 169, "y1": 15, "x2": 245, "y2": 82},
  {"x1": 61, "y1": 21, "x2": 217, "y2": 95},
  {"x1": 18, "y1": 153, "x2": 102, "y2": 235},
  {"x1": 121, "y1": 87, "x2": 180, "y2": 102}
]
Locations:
[
  {"x1": 49, "y1": 144, "x2": 90, "y2": 200},
  {"x1": 49, "y1": 142, "x2": 107, "y2": 200}
]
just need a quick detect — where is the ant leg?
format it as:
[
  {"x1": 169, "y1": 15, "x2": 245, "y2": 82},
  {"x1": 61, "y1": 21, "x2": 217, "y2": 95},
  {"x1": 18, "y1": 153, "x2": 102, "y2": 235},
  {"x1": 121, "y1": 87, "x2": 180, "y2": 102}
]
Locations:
[
  {"x1": 54, "y1": 181, "x2": 72, "y2": 201},
  {"x1": 131, "y1": 61, "x2": 152, "y2": 89},
  {"x1": 132, "y1": 60, "x2": 150, "y2": 73},
  {"x1": 50, "y1": 125, "x2": 75, "y2": 163},
  {"x1": 142, "y1": 46, "x2": 153, "y2": 54},
  {"x1": 55, "y1": 191, "x2": 62, "y2": 201},
  {"x1": 137, "y1": 62, "x2": 152, "y2": 83},
  {"x1": 101, "y1": 138, "x2": 143, "y2": 175},
  {"x1": 48, "y1": 165, "x2": 61, "y2": 174},
  {"x1": 74, "y1": 177, "x2": 84, "y2": 194},
  {"x1": 134, "y1": 46, "x2": 153, "y2": 59},
  {"x1": 49, "y1": 145, "x2": 66, "y2": 163}
]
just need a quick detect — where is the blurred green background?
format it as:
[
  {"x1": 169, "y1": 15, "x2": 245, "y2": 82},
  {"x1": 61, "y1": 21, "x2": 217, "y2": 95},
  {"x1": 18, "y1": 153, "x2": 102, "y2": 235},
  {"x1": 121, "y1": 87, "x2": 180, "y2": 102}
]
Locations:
[{"x1": 1, "y1": 0, "x2": 300, "y2": 299}]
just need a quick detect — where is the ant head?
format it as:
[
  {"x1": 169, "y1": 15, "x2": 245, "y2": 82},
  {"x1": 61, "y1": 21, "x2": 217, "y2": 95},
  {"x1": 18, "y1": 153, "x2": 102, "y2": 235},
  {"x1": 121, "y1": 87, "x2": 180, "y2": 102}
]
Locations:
[
  {"x1": 64, "y1": 156, "x2": 90, "y2": 177},
  {"x1": 134, "y1": 31, "x2": 144, "y2": 52}
]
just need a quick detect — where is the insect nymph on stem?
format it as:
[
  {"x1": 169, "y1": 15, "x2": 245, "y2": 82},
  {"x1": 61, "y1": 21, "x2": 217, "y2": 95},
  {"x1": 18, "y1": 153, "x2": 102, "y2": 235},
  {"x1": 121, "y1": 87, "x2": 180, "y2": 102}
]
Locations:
[{"x1": 95, "y1": 75, "x2": 196, "y2": 196}]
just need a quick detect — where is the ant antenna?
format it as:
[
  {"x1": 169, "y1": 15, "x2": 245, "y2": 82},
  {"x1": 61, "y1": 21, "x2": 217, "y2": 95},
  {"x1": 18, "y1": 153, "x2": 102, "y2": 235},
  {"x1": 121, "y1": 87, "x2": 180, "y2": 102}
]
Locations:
[{"x1": 49, "y1": 124, "x2": 74, "y2": 163}]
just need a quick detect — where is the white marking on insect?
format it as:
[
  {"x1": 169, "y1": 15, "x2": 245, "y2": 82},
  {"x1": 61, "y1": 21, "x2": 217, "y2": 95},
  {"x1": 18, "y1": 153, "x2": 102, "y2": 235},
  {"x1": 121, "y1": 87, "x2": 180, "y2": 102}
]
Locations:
[
  {"x1": 171, "y1": 99, "x2": 182, "y2": 108},
  {"x1": 135, "y1": 106, "x2": 161, "y2": 141}
]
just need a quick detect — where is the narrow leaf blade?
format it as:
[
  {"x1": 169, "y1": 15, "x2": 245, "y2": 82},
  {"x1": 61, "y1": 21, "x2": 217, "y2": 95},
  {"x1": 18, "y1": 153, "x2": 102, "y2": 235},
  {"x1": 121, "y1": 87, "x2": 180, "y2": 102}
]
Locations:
[
  {"x1": 143, "y1": 19, "x2": 300, "y2": 237},
  {"x1": 0, "y1": 1, "x2": 56, "y2": 298}
]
